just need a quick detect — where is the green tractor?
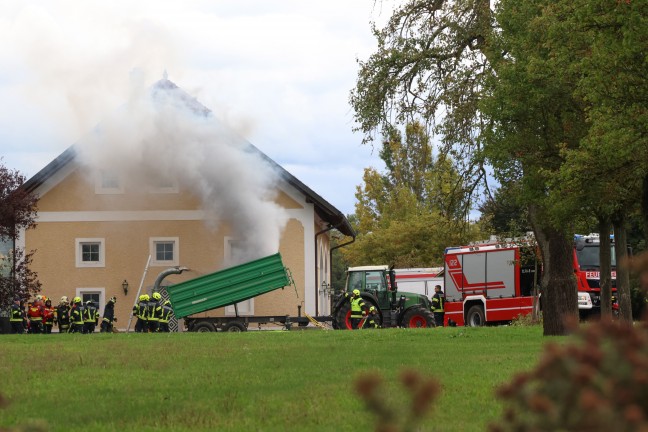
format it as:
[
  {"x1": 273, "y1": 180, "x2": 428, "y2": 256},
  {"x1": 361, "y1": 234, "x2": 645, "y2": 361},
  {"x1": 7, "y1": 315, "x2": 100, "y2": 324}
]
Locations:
[{"x1": 332, "y1": 265, "x2": 435, "y2": 329}]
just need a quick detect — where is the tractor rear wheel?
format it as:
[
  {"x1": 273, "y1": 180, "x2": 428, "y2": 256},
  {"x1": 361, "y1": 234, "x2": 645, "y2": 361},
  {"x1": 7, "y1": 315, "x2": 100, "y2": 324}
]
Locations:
[
  {"x1": 334, "y1": 303, "x2": 352, "y2": 330},
  {"x1": 402, "y1": 307, "x2": 435, "y2": 328}
]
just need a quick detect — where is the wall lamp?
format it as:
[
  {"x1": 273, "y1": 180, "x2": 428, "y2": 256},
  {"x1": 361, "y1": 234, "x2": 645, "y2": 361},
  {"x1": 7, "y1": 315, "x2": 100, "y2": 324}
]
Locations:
[{"x1": 122, "y1": 279, "x2": 129, "y2": 295}]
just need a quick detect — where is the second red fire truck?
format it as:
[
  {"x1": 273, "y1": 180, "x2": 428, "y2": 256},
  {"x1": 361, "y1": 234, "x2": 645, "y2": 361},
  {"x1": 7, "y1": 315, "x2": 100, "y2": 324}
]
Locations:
[{"x1": 442, "y1": 233, "x2": 615, "y2": 326}]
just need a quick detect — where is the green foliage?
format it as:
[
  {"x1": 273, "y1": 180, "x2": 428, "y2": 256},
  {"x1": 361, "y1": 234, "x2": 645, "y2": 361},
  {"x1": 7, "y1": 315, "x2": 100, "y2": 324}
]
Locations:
[{"x1": 344, "y1": 122, "x2": 484, "y2": 267}]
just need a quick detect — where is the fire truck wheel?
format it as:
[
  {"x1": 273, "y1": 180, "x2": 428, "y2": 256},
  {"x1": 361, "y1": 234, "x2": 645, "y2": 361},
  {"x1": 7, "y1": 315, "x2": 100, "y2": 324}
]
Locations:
[
  {"x1": 466, "y1": 305, "x2": 485, "y2": 327},
  {"x1": 223, "y1": 321, "x2": 247, "y2": 332},
  {"x1": 333, "y1": 303, "x2": 353, "y2": 330},
  {"x1": 402, "y1": 307, "x2": 435, "y2": 328},
  {"x1": 193, "y1": 321, "x2": 216, "y2": 332}
]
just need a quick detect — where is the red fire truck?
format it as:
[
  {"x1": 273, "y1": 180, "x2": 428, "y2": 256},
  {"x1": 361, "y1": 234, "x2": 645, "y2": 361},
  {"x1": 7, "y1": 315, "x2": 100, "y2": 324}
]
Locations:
[{"x1": 442, "y1": 233, "x2": 615, "y2": 326}]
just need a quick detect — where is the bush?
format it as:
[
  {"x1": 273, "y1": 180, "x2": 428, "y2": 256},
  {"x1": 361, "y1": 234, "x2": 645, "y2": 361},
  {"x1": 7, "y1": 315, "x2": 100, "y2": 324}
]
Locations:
[{"x1": 490, "y1": 319, "x2": 648, "y2": 432}]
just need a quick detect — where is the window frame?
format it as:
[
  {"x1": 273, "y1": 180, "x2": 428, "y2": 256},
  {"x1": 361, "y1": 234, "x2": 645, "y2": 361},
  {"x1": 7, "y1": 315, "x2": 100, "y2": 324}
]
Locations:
[
  {"x1": 223, "y1": 236, "x2": 254, "y2": 316},
  {"x1": 95, "y1": 170, "x2": 124, "y2": 194},
  {"x1": 76, "y1": 288, "x2": 105, "y2": 313},
  {"x1": 75, "y1": 238, "x2": 106, "y2": 268},
  {"x1": 149, "y1": 237, "x2": 179, "y2": 267}
]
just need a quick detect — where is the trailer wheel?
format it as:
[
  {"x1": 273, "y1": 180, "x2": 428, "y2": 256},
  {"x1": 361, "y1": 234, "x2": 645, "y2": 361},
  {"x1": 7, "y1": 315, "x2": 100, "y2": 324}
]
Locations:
[
  {"x1": 223, "y1": 321, "x2": 246, "y2": 332},
  {"x1": 193, "y1": 322, "x2": 216, "y2": 333},
  {"x1": 466, "y1": 305, "x2": 485, "y2": 327},
  {"x1": 402, "y1": 307, "x2": 435, "y2": 328},
  {"x1": 333, "y1": 303, "x2": 353, "y2": 330}
]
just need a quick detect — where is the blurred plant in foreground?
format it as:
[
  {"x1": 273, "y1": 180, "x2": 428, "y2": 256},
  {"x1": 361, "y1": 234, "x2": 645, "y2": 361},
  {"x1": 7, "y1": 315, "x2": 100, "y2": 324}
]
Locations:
[{"x1": 354, "y1": 369, "x2": 440, "y2": 432}]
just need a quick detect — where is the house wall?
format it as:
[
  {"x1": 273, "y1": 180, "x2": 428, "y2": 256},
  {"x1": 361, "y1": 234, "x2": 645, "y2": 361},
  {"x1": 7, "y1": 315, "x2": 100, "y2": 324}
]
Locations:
[{"x1": 23, "y1": 165, "x2": 326, "y2": 330}]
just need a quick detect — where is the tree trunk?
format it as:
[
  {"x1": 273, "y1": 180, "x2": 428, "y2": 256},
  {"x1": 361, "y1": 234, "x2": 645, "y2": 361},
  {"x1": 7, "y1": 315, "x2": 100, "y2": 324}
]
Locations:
[
  {"x1": 613, "y1": 214, "x2": 632, "y2": 322},
  {"x1": 643, "y1": 174, "x2": 648, "y2": 246},
  {"x1": 598, "y1": 217, "x2": 612, "y2": 317},
  {"x1": 530, "y1": 206, "x2": 578, "y2": 335}
]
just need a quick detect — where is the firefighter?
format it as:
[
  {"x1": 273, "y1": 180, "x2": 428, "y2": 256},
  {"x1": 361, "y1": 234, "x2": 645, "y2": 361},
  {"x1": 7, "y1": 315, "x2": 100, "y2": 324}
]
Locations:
[
  {"x1": 69, "y1": 297, "x2": 85, "y2": 333},
  {"x1": 158, "y1": 298, "x2": 174, "y2": 333},
  {"x1": 84, "y1": 300, "x2": 99, "y2": 333},
  {"x1": 147, "y1": 292, "x2": 162, "y2": 333},
  {"x1": 365, "y1": 306, "x2": 381, "y2": 329},
  {"x1": 348, "y1": 289, "x2": 366, "y2": 330},
  {"x1": 27, "y1": 298, "x2": 44, "y2": 334},
  {"x1": 431, "y1": 285, "x2": 445, "y2": 327},
  {"x1": 55, "y1": 296, "x2": 71, "y2": 333},
  {"x1": 133, "y1": 294, "x2": 149, "y2": 333},
  {"x1": 100, "y1": 296, "x2": 117, "y2": 333},
  {"x1": 10, "y1": 298, "x2": 25, "y2": 334},
  {"x1": 42, "y1": 298, "x2": 56, "y2": 334}
]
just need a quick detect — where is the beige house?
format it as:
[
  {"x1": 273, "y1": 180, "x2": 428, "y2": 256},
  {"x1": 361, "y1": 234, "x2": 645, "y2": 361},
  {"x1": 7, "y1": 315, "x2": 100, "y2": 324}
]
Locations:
[{"x1": 21, "y1": 77, "x2": 354, "y2": 330}]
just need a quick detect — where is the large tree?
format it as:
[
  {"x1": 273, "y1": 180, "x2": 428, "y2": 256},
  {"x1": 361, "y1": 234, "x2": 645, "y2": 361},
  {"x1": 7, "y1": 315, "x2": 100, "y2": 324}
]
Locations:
[
  {"x1": 344, "y1": 122, "x2": 481, "y2": 267},
  {"x1": 351, "y1": 0, "x2": 583, "y2": 335},
  {"x1": 0, "y1": 160, "x2": 40, "y2": 309}
]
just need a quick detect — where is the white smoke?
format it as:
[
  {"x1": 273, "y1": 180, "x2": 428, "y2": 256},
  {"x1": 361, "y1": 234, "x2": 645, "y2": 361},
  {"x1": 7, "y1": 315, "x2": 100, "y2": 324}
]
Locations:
[{"x1": 77, "y1": 74, "x2": 289, "y2": 265}]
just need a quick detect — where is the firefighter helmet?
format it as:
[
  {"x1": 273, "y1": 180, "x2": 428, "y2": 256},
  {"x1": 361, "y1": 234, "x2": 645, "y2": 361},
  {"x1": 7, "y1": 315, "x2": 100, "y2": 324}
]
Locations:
[
  {"x1": 139, "y1": 294, "x2": 146, "y2": 301},
  {"x1": 60, "y1": 296, "x2": 68, "y2": 303},
  {"x1": 73, "y1": 297, "x2": 81, "y2": 304},
  {"x1": 152, "y1": 292, "x2": 161, "y2": 300},
  {"x1": 143, "y1": 294, "x2": 150, "y2": 301},
  {"x1": 369, "y1": 306, "x2": 376, "y2": 312},
  {"x1": 109, "y1": 296, "x2": 117, "y2": 303},
  {"x1": 86, "y1": 299, "x2": 93, "y2": 305},
  {"x1": 353, "y1": 289, "x2": 360, "y2": 296}
]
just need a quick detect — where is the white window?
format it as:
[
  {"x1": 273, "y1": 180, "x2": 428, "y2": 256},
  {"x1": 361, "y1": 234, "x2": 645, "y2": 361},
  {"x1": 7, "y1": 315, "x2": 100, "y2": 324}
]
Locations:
[
  {"x1": 75, "y1": 238, "x2": 105, "y2": 268},
  {"x1": 148, "y1": 177, "x2": 179, "y2": 194},
  {"x1": 76, "y1": 288, "x2": 104, "y2": 313},
  {"x1": 224, "y1": 237, "x2": 254, "y2": 316},
  {"x1": 150, "y1": 237, "x2": 179, "y2": 266},
  {"x1": 95, "y1": 170, "x2": 124, "y2": 194}
]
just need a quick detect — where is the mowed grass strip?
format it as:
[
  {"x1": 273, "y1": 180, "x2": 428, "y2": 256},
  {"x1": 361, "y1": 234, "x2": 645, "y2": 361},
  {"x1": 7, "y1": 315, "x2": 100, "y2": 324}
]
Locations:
[{"x1": 0, "y1": 326, "x2": 549, "y2": 432}]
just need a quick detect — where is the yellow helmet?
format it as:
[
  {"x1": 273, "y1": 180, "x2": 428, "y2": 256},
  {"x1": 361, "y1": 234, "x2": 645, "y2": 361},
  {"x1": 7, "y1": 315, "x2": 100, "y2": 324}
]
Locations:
[
  {"x1": 152, "y1": 292, "x2": 162, "y2": 300},
  {"x1": 73, "y1": 297, "x2": 81, "y2": 304},
  {"x1": 139, "y1": 294, "x2": 147, "y2": 301},
  {"x1": 353, "y1": 289, "x2": 360, "y2": 296},
  {"x1": 143, "y1": 294, "x2": 150, "y2": 301},
  {"x1": 369, "y1": 306, "x2": 376, "y2": 312}
]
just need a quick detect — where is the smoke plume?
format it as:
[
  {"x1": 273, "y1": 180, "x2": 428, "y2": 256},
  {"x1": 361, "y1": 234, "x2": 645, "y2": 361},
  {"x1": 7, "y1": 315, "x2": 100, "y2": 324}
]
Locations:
[{"x1": 77, "y1": 74, "x2": 289, "y2": 265}]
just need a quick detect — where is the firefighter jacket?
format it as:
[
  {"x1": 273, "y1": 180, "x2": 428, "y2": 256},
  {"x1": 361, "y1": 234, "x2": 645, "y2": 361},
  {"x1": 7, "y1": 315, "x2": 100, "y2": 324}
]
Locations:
[
  {"x1": 367, "y1": 312, "x2": 381, "y2": 329},
  {"x1": 70, "y1": 304, "x2": 85, "y2": 325},
  {"x1": 159, "y1": 301, "x2": 173, "y2": 323},
  {"x1": 133, "y1": 300, "x2": 148, "y2": 320},
  {"x1": 10, "y1": 303, "x2": 24, "y2": 322},
  {"x1": 102, "y1": 302, "x2": 115, "y2": 324},
  {"x1": 431, "y1": 292, "x2": 445, "y2": 313},
  {"x1": 146, "y1": 300, "x2": 162, "y2": 322},
  {"x1": 350, "y1": 296, "x2": 366, "y2": 319},
  {"x1": 27, "y1": 305, "x2": 43, "y2": 322},
  {"x1": 84, "y1": 304, "x2": 99, "y2": 324},
  {"x1": 42, "y1": 306, "x2": 56, "y2": 324},
  {"x1": 56, "y1": 304, "x2": 71, "y2": 324}
]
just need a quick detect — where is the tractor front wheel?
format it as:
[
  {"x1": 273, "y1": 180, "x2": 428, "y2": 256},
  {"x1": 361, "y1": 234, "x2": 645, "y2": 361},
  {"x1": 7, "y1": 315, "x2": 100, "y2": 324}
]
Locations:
[{"x1": 402, "y1": 307, "x2": 435, "y2": 328}]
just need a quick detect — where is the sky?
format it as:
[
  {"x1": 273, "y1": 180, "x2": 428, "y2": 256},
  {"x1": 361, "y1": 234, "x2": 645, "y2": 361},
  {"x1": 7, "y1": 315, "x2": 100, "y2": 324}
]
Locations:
[{"x1": 0, "y1": 0, "x2": 396, "y2": 216}]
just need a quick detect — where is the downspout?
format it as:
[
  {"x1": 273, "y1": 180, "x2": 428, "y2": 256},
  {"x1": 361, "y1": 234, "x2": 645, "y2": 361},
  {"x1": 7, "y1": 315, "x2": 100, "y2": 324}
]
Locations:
[
  {"x1": 315, "y1": 224, "x2": 338, "y2": 316},
  {"x1": 329, "y1": 233, "x2": 356, "y2": 310}
]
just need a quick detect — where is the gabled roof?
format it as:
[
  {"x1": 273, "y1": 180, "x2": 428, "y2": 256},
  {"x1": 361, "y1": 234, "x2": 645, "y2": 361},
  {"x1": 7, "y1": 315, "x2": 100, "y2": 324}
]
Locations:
[{"x1": 22, "y1": 77, "x2": 355, "y2": 237}]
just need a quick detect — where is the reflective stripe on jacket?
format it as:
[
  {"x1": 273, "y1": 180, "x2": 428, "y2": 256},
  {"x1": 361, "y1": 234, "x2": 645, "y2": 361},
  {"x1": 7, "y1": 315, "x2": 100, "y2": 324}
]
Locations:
[
  {"x1": 431, "y1": 293, "x2": 444, "y2": 313},
  {"x1": 350, "y1": 296, "x2": 365, "y2": 318}
]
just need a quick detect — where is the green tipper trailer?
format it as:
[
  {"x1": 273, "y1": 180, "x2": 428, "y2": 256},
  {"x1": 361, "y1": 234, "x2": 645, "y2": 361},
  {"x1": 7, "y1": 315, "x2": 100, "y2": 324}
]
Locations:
[
  {"x1": 167, "y1": 253, "x2": 291, "y2": 318},
  {"x1": 166, "y1": 253, "x2": 328, "y2": 332}
]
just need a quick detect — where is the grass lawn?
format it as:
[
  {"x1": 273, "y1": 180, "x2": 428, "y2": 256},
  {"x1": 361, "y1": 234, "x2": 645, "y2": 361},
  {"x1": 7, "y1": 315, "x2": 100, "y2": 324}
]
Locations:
[{"x1": 0, "y1": 326, "x2": 552, "y2": 431}]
